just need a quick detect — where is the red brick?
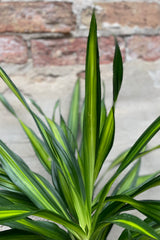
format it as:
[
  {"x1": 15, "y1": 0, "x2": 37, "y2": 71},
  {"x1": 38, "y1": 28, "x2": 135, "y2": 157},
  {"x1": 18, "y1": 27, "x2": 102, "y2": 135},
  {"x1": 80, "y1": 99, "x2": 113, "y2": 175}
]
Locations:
[
  {"x1": 0, "y1": 36, "x2": 27, "y2": 64},
  {"x1": 31, "y1": 37, "x2": 125, "y2": 66},
  {"x1": 127, "y1": 36, "x2": 160, "y2": 61},
  {"x1": 82, "y1": 2, "x2": 160, "y2": 29},
  {"x1": 31, "y1": 38, "x2": 87, "y2": 66},
  {"x1": 99, "y1": 37, "x2": 125, "y2": 64},
  {"x1": 0, "y1": 2, "x2": 75, "y2": 33}
]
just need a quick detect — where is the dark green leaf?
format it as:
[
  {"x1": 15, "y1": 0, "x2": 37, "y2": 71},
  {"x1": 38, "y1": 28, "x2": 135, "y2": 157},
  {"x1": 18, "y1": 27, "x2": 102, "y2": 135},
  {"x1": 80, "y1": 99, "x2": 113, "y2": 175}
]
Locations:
[
  {"x1": 113, "y1": 39, "x2": 123, "y2": 103},
  {"x1": 0, "y1": 229, "x2": 46, "y2": 240}
]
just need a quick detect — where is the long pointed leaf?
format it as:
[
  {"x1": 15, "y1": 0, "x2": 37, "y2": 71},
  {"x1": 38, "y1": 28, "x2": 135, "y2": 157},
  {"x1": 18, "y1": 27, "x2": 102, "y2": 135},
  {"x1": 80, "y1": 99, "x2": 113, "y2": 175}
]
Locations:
[
  {"x1": 93, "y1": 214, "x2": 160, "y2": 240},
  {"x1": 19, "y1": 120, "x2": 52, "y2": 173},
  {"x1": 113, "y1": 39, "x2": 123, "y2": 103},
  {"x1": 0, "y1": 229, "x2": 46, "y2": 240},
  {"x1": 112, "y1": 159, "x2": 140, "y2": 195},
  {"x1": 117, "y1": 116, "x2": 160, "y2": 175},
  {"x1": 0, "y1": 140, "x2": 69, "y2": 218},
  {"x1": 93, "y1": 116, "x2": 160, "y2": 227},
  {"x1": 108, "y1": 214, "x2": 160, "y2": 240},
  {"x1": 6, "y1": 219, "x2": 72, "y2": 240},
  {"x1": 100, "y1": 195, "x2": 160, "y2": 225},
  {"x1": 83, "y1": 11, "x2": 101, "y2": 210},
  {"x1": 67, "y1": 79, "x2": 80, "y2": 143},
  {"x1": 94, "y1": 107, "x2": 115, "y2": 180}
]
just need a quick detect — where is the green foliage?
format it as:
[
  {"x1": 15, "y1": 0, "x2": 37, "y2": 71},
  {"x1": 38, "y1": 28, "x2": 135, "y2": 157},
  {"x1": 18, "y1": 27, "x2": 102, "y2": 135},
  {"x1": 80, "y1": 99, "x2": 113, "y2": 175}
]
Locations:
[{"x1": 0, "y1": 12, "x2": 160, "y2": 240}]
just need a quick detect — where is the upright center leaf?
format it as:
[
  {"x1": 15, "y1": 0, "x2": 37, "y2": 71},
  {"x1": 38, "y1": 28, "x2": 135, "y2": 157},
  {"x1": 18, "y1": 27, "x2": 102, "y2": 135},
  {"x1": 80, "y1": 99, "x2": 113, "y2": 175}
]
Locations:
[{"x1": 83, "y1": 12, "x2": 101, "y2": 211}]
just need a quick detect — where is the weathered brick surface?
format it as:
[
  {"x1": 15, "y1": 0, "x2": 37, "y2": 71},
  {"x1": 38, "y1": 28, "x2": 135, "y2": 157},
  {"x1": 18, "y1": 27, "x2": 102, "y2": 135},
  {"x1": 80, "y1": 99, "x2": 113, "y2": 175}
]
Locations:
[
  {"x1": 31, "y1": 37, "x2": 125, "y2": 66},
  {"x1": 0, "y1": 2, "x2": 75, "y2": 33},
  {"x1": 99, "y1": 37, "x2": 125, "y2": 63},
  {"x1": 82, "y1": 2, "x2": 160, "y2": 29},
  {"x1": 0, "y1": 1, "x2": 159, "y2": 65},
  {"x1": 127, "y1": 36, "x2": 160, "y2": 61},
  {"x1": 0, "y1": 36, "x2": 27, "y2": 64},
  {"x1": 31, "y1": 38, "x2": 87, "y2": 66}
]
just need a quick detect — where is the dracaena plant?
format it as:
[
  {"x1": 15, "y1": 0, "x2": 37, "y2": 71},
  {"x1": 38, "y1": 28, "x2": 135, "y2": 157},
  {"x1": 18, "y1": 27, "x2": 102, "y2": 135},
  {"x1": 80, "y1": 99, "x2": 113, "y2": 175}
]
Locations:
[{"x1": 0, "y1": 12, "x2": 160, "y2": 240}]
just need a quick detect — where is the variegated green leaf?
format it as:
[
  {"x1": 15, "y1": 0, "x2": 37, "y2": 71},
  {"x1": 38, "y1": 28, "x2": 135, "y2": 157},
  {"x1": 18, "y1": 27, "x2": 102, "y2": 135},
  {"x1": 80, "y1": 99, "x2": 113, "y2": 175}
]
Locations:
[
  {"x1": 68, "y1": 79, "x2": 80, "y2": 142},
  {"x1": 92, "y1": 213, "x2": 160, "y2": 239},
  {"x1": 0, "y1": 190, "x2": 37, "y2": 209},
  {"x1": 100, "y1": 195, "x2": 160, "y2": 225},
  {"x1": 82, "y1": 11, "x2": 101, "y2": 209},
  {"x1": 99, "y1": 98, "x2": 107, "y2": 136},
  {"x1": 136, "y1": 171, "x2": 160, "y2": 187},
  {"x1": 0, "y1": 207, "x2": 35, "y2": 224},
  {"x1": 117, "y1": 116, "x2": 160, "y2": 175},
  {"x1": 107, "y1": 214, "x2": 160, "y2": 240},
  {"x1": 6, "y1": 219, "x2": 72, "y2": 240},
  {"x1": 94, "y1": 107, "x2": 115, "y2": 180},
  {"x1": 34, "y1": 210, "x2": 87, "y2": 239},
  {"x1": 0, "y1": 93, "x2": 16, "y2": 117},
  {"x1": 52, "y1": 99, "x2": 60, "y2": 121},
  {"x1": 0, "y1": 229, "x2": 46, "y2": 240},
  {"x1": 0, "y1": 175, "x2": 21, "y2": 192},
  {"x1": 112, "y1": 159, "x2": 140, "y2": 195},
  {"x1": 19, "y1": 120, "x2": 52, "y2": 173},
  {"x1": 107, "y1": 144, "x2": 160, "y2": 171},
  {"x1": 94, "y1": 116, "x2": 160, "y2": 226},
  {"x1": 0, "y1": 140, "x2": 69, "y2": 218},
  {"x1": 131, "y1": 174, "x2": 160, "y2": 197}
]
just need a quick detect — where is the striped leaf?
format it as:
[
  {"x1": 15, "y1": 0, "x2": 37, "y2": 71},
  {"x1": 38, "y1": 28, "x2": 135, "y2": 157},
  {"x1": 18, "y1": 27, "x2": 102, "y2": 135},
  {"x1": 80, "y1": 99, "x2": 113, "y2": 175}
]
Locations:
[
  {"x1": 99, "y1": 98, "x2": 107, "y2": 136},
  {"x1": 2, "y1": 208, "x2": 86, "y2": 239},
  {"x1": 0, "y1": 196, "x2": 13, "y2": 206},
  {"x1": 112, "y1": 159, "x2": 140, "y2": 195},
  {"x1": 0, "y1": 198, "x2": 86, "y2": 239},
  {"x1": 107, "y1": 149, "x2": 130, "y2": 171},
  {"x1": 67, "y1": 79, "x2": 80, "y2": 143},
  {"x1": 29, "y1": 97, "x2": 44, "y2": 115},
  {"x1": 94, "y1": 107, "x2": 115, "y2": 179},
  {"x1": 131, "y1": 175, "x2": 160, "y2": 197},
  {"x1": 136, "y1": 171, "x2": 160, "y2": 187},
  {"x1": 45, "y1": 117, "x2": 85, "y2": 198},
  {"x1": 0, "y1": 79, "x2": 85, "y2": 209},
  {"x1": 107, "y1": 214, "x2": 160, "y2": 240},
  {"x1": 19, "y1": 120, "x2": 52, "y2": 173},
  {"x1": 0, "y1": 207, "x2": 35, "y2": 224},
  {"x1": 118, "y1": 229, "x2": 154, "y2": 240},
  {"x1": 6, "y1": 219, "x2": 72, "y2": 240},
  {"x1": 95, "y1": 116, "x2": 160, "y2": 218},
  {"x1": 0, "y1": 229, "x2": 46, "y2": 240},
  {"x1": 107, "y1": 144, "x2": 160, "y2": 171},
  {"x1": 92, "y1": 213, "x2": 160, "y2": 240},
  {"x1": 0, "y1": 67, "x2": 31, "y2": 112},
  {"x1": 0, "y1": 140, "x2": 69, "y2": 218},
  {"x1": 52, "y1": 99, "x2": 60, "y2": 121},
  {"x1": 0, "y1": 174, "x2": 21, "y2": 192},
  {"x1": 117, "y1": 116, "x2": 160, "y2": 175},
  {"x1": 0, "y1": 190, "x2": 37, "y2": 209},
  {"x1": 82, "y1": 11, "x2": 101, "y2": 209},
  {"x1": 0, "y1": 94, "x2": 52, "y2": 173},
  {"x1": 34, "y1": 210, "x2": 87, "y2": 239},
  {"x1": 100, "y1": 195, "x2": 160, "y2": 225},
  {"x1": 0, "y1": 94, "x2": 16, "y2": 117},
  {"x1": 60, "y1": 115, "x2": 68, "y2": 138}
]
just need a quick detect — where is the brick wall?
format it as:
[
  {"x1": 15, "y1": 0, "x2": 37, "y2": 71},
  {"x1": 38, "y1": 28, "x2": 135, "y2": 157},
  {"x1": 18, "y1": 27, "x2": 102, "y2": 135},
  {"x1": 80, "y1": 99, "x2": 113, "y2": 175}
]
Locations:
[{"x1": 0, "y1": 0, "x2": 159, "y2": 67}]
